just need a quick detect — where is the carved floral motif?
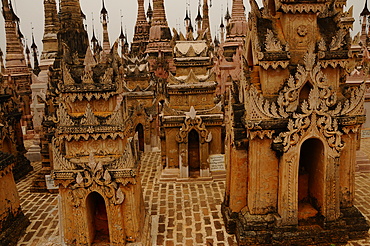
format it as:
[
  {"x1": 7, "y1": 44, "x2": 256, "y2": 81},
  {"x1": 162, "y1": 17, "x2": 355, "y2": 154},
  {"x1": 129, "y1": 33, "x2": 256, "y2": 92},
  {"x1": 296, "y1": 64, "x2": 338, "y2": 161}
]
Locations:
[
  {"x1": 176, "y1": 107, "x2": 212, "y2": 144},
  {"x1": 69, "y1": 153, "x2": 125, "y2": 206},
  {"x1": 246, "y1": 51, "x2": 365, "y2": 154},
  {"x1": 264, "y1": 29, "x2": 282, "y2": 52}
]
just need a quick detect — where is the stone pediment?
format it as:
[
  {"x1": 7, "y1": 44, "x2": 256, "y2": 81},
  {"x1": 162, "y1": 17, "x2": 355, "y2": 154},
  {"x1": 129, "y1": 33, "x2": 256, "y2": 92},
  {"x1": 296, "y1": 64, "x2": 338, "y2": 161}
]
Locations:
[
  {"x1": 168, "y1": 69, "x2": 215, "y2": 85},
  {"x1": 162, "y1": 101, "x2": 223, "y2": 117},
  {"x1": 126, "y1": 63, "x2": 149, "y2": 74},
  {"x1": 174, "y1": 41, "x2": 208, "y2": 57},
  {"x1": 122, "y1": 79, "x2": 155, "y2": 92}
]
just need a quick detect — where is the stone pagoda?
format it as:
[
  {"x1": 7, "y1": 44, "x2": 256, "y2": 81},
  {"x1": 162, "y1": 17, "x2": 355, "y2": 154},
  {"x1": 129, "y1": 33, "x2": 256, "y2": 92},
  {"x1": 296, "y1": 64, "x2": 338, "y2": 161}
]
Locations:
[
  {"x1": 1, "y1": 0, "x2": 33, "y2": 180},
  {"x1": 1, "y1": 0, "x2": 33, "y2": 134},
  {"x1": 214, "y1": 0, "x2": 247, "y2": 96},
  {"x1": 222, "y1": 0, "x2": 370, "y2": 245},
  {"x1": 48, "y1": 0, "x2": 148, "y2": 244},
  {"x1": 159, "y1": 25, "x2": 224, "y2": 179},
  {"x1": 0, "y1": 60, "x2": 30, "y2": 246},
  {"x1": 347, "y1": 0, "x2": 370, "y2": 133},
  {"x1": 145, "y1": 0, "x2": 174, "y2": 74},
  {"x1": 120, "y1": 0, "x2": 161, "y2": 153},
  {"x1": 30, "y1": 0, "x2": 59, "y2": 192},
  {"x1": 131, "y1": 0, "x2": 151, "y2": 56}
]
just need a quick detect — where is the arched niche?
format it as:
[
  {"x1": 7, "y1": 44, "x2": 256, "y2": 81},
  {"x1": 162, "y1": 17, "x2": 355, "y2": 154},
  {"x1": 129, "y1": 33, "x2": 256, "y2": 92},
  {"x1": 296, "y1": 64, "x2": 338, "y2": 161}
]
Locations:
[
  {"x1": 188, "y1": 129, "x2": 200, "y2": 177},
  {"x1": 86, "y1": 192, "x2": 110, "y2": 245},
  {"x1": 135, "y1": 123, "x2": 145, "y2": 152},
  {"x1": 298, "y1": 138, "x2": 325, "y2": 220}
]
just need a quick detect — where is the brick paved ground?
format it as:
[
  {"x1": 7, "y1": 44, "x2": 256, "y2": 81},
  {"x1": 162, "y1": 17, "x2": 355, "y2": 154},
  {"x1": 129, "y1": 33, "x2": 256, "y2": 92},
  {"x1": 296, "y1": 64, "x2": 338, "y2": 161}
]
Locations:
[{"x1": 14, "y1": 138, "x2": 370, "y2": 245}]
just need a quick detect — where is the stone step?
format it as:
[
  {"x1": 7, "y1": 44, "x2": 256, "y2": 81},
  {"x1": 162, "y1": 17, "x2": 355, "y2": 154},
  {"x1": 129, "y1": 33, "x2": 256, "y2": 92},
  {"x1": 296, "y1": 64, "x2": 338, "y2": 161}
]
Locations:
[
  {"x1": 211, "y1": 170, "x2": 227, "y2": 181},
  {"x1": 158, "y1": 168, "x2": 179, "y2": 182},
  {"x1": 176, "y1": 176, "x2": 213, "y2": 182}
]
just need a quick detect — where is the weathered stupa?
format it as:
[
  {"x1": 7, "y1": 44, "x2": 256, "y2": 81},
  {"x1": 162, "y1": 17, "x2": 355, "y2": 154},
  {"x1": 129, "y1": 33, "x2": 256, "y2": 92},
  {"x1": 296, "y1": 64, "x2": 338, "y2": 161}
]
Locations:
[{"x1": 222, "y1": 0, "x2": 370, "y2": 245}]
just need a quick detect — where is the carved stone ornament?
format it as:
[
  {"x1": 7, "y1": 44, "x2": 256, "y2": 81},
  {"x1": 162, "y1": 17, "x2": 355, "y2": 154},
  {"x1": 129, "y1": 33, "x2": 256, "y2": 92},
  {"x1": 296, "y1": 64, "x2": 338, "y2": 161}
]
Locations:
[
  {"x1": 297, "y1": 25, "x2": 308, "y2": 37},
  {"x1": 246, "y1": 51, "x2": 365, "y2": 154},
  {"x1": 176, "y1": 109, "x2": 212, "y2": 144},
  {"x1": 264, "y1": 29, "x2": 282, "y2": 52},
  {"x1": 69, "y1": 153, "x2": 125, "y2": 206},
  {"x1": 57, "y1": 104, "x2": 74, "y2": 127}
]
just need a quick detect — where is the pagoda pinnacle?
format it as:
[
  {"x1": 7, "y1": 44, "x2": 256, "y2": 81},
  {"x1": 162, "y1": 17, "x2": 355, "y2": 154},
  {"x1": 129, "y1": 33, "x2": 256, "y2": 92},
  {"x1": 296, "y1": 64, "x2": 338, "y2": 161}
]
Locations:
[
  {"x1": 31, "y1": 32, "x2": 41, "y2": 75},
  {"x1": 225, "y1": 0, "x2": 247, "y2": 42},
  {"x1": 231, "y1": 0, "x2": 246, "y2": 21},
  {"x1": 202, "y1": 0, "x2": 211, "y2": 42},
  {"x1": 100, "y1": 0, "x2": 110, "y2": 53},
  {"x1": 360, "y1": 0, "x2": 370, "y2": 44},
  {"x1": 147, "y1": 0, "x2": 171, "y2": 43},
  {"x1": 225, "y1": 3, "x2": 231, "y2": 25},
  {"x1": 41, "y1": 0, "x2": 58, "y2": 60},
  {"x1": 195, "y1": 1, "x2": 202, "y2": 36},
  {"x1": 147, "y1": 1, "x2": 153, "y2": 25},
  {"x1": 2, "y1": 0, "x2": 27, "y2": 68},
  {"x1": 132, "y1": 0, "x2": 150, "y2": 55},
  {"x1": 361, "y1": 0, "x2": 370, "y2": 17},
  {"x1": 59, "y1": 0, "x2": 88, "y2": 59},
  {"x1": 152, "y1": 0, "x2": 168, "y2": 27}
]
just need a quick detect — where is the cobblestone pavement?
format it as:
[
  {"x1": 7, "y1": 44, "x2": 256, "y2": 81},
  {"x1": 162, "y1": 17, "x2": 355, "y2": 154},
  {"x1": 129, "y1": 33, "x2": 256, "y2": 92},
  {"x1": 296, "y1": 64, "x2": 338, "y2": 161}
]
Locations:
[
  {"x1": 140, "y1": 151, "x2": 237, "y2": 246},
  {"x1": 14, "y1": 138, "x2": 370, "y2": 245},
  {"x1": 16, "y1": 161, "x2": 60, "y2": 246}
]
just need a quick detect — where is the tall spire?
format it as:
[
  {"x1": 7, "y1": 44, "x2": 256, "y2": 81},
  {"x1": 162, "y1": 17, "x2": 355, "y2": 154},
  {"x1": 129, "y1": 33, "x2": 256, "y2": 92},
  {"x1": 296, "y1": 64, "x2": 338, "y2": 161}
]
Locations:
[
  {"x1": 100, "y1": 0, "x2": 110, "y2": 53},
  {"x1": 195, "y1": 1, "x2": 202, "y2": 36},
  {"x1": 147, "y1": 0, "x2": 172, "y2": 45},
  {"x1": 31, "y1": 31, "x2": 41, "y2": 75},
  {"x1": 119, "y1": 13, "x2": 128, "y2": 56},
  {"x1": 226, "y1": 0, "x2": 247, "y2": 42},
  {"x1": 231, "y1": 0, "x2": 246, "y2": 21},
  {"x1": 91, "y1": 14, "x2": 100, "y2": 55},
  {"x1": 42, "y1": 0, "x2": 59, "y2": 60},
  {"x1": 147, "y1": 1, "x2": 153, "y2": 25},
  {"x1": 132, "y1": 0, "x2": 150, "y2": 56},
  {"x1": 146, "y1": 0, "x2": 173, "y2": 74},
  {"x1": 361, "y1": 0, "x2": 370, "y2": 40},
  {"x1": 202, "y1": 0, "x2": 211, "y2": 42},
  {"x1": 225, "y1": 2, "x2": 231, "y2": 25},
  {"x1": 220, "y1": 14, "x2": 225, "y2": 43},
  {"x1": 59, "y1": 0, "x2": 88, "y2": 58},
  {"x1": 2, "y1": 0, "x2": 27, "y2": 68},
  {"x1": 151, "y1": 0, "x2": 168, "y2": 27}
]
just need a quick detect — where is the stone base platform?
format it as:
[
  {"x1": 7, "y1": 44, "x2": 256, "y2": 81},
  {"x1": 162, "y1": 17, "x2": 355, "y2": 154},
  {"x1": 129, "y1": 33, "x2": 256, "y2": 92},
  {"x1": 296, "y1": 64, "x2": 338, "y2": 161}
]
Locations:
[
  {"x1": 159, "y1": 168, "x2": 226, "y2": 183},
  {"x1": 222, "y1": 204, "x2": 370, "y2": 246}
]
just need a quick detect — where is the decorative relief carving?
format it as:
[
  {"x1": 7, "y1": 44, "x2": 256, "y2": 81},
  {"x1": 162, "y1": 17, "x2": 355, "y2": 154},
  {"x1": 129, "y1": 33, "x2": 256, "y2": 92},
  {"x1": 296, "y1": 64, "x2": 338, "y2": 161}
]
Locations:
[
  {"x1": 329, "y1": 28, "x2": 346, "y2": 51},
  {"x1": 80, "y1": 103, "x2": 99, "y2": 126},
  {"x1": 297, "y1": 25, "x2": 308, "y2": 37},
  {"x1": 249, "y1": 130, "x2": 275, "y2": 140},
  {"x1": 69, "y1": 153, "x2": 126, "y2": 206},
  {"x1": 265, "y1": 29, "x2": 282, "y2": 52},
  {"x1": 246, "y1": 51, "x2": 365, "y2": 153},
  {"x1": 57, "y1": 104, "x2": 74, "y2": 127},
  {"x1": 176, "y1": 107, "x2": 212, "y2": 144},
  {"x1": 280, "y1": 3, "x2": 328, "y2": 14},
  {"x1": 53, "y1": 139, "x2": 75, "y2": 170}
]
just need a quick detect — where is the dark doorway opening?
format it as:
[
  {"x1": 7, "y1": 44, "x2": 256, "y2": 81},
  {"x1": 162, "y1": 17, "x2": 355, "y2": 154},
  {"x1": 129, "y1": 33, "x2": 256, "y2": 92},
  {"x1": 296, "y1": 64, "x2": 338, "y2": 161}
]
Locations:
[
  {"x1": 298, "y1": 138, "x2": 325, "y2": 221},
  {"x1": 86, "y1": 192, "x2": 110, "y2": 244},
  {"x1": 135, "y1": 123, "x2": 144, "y2": 152},
  {"x1": 188, "y1": 129, "x2": 200, "y2": 178}
]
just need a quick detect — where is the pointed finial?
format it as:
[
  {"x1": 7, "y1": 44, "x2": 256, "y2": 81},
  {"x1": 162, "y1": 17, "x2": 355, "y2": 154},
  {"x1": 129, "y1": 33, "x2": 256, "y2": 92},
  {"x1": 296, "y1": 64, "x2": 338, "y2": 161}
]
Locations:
[
  {"x1": 31, "y1": 24, "x2": 37, "y2": 50},
  {"x1": 361, "y1": 0, "x2": 370, "y2": 16},
  {"x1": 119, "y1": 10, "x2": 125, "y2": 40}
]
